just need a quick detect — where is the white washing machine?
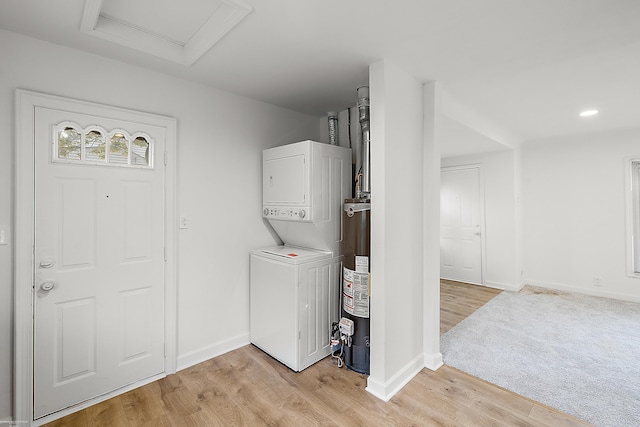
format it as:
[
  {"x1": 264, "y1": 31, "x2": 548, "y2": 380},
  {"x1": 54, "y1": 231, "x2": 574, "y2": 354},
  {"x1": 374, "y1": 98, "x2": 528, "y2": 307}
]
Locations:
[{"x1": 250, "y1": 246, "x2": 341, "y2": 372}]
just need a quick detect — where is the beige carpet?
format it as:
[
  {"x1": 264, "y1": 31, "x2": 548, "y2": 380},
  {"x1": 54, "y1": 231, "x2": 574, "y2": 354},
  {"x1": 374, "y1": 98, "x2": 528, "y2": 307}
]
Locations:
[{"x1": 441, "y1": 287, "x2": 640, "y2": 427}]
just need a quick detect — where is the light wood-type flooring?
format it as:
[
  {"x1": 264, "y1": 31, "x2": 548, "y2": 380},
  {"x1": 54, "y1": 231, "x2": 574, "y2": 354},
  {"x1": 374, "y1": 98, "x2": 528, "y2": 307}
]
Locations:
[
  {"x1": 45, "y1": 281, "x2": 592, "y2": 427},
  {"x1": 439, "y1": 279, "x2": 504, "y2": 335}
]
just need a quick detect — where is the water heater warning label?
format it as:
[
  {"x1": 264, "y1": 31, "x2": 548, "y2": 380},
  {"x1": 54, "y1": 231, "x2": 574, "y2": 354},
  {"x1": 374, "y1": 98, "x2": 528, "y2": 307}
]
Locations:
[
  {"x1": 355, "y1": 256, "x2": 369, "y2": 273},
  {"x1": 343, "y1": 267, "x2": 369, "y2": 318}
]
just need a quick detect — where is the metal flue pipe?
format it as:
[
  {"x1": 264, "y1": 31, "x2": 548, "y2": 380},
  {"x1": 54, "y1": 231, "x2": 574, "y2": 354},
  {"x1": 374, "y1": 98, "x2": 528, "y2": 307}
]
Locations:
[{"x1": 357, "y1": 86, "x2": 370, "y2": 199}]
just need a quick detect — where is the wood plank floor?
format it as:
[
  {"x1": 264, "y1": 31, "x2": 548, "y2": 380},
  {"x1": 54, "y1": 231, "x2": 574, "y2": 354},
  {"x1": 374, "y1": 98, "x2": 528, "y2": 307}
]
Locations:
[
  {"x1": 440, "y1": 279, "x2": 502, "y2": 335},
  {"x1": 44, "y1": 282, "x2": 592, "y2": 427}
]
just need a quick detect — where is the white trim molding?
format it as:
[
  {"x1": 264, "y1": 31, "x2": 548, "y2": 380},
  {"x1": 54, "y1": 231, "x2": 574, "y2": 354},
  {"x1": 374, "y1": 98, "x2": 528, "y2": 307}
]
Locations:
[
  {"x1": 484, "y1": 280, "x2": 524, "y2": 292},
  {"x1": 524, "y1": 278, "x2": 640, "y2": 304},
  {"x1": 14, "y1": 89, "x2": 178, "y2": 424},
  {"x1": 625, "y1": 156, "x2": 640, "y2": 279},
  {"x1": 424, "y1": 351, "x2": 444, "y2": 371},
  {"x1": 366, "y1": 354, "x2": 425, "y2": 402},
  {"x1": 177, "y1": 333, "x2": 250, "y2": 371}
]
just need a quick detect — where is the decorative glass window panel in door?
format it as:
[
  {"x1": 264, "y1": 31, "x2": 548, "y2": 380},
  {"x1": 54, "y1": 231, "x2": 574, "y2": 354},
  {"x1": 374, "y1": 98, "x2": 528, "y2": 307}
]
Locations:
[
  {"x1": 131, "y1": 137, "x2": 150, "y2": 166},
  {"x1": 85, "y1": 130, "x2": 106, "y2": 162},
  {"x1": 52, "y1": 122, "x2": 153, "y2": 169},
  {"x1": 109, "y1": 133, "x2": 129, "y2": 164},
  {"x1": 57, "y1": 127, "x2": 82, "y2": 160}
]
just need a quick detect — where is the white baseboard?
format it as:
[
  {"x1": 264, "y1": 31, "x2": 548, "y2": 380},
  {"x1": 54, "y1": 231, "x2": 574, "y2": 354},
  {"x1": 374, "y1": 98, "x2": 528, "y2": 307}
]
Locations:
[
  {"x1": 424, "y1": 351, "x2": 443, "y2": 371},
  {"x1": 176, "y1": 333, "x2": 250, "y2": 371},
  {"x1": 441, "y1": 277, "x2": 523, "y2": 292},
  {"x1": 441, "y1": 275, "x2": 482, "y2": 286},
  {"x1": 524, "y1": 278, "x2": 640, "y2": 303},
  {"x1": 365, "y1": 353, "x2": 424, "y2": 402},
  {"x1": 484, "y1": 280, "x2": 523, "y2": 292}
]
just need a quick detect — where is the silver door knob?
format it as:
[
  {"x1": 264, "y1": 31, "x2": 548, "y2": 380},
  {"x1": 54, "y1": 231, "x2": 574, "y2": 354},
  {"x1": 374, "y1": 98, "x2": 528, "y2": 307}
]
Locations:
[{"x1": 40, "y1": 281, "x2": 55, "y2": 292}]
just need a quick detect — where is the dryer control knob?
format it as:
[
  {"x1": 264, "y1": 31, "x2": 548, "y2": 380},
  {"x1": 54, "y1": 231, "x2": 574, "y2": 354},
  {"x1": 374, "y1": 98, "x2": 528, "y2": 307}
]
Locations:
[{"x1": 298, "y1": 209, "x2": 306, "y2": 219}]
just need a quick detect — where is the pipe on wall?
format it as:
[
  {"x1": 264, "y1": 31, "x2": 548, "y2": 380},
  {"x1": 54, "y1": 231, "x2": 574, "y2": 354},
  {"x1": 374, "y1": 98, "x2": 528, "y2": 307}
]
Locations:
[{"x1": 357, "y1": 86, "x2": 370, "y2": 199}]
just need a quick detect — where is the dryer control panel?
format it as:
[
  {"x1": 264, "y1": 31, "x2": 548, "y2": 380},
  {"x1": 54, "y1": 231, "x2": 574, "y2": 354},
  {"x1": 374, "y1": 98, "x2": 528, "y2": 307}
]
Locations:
[{"x1": 263, "y1": 206, "x2": 310, "y2": 221}]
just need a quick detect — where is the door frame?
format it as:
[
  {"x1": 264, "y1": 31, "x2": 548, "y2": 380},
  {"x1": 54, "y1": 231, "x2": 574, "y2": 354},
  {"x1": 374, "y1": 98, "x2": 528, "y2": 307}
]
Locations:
[
  {"x1": 14, "y1": 89, "x2": 178, "y2": 424},
  {"x1": 440, "y1": 164, "x2": 487, "y2": 285}
]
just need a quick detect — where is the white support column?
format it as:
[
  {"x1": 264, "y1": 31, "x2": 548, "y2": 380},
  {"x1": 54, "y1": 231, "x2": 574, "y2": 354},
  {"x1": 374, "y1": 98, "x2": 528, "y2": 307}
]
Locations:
[
  {"x1": 366, "y1": 60, "x2": 426, "y2": 401},
  {"x1": 423, "y1": 82, "x2": 444, "y2": 370}
]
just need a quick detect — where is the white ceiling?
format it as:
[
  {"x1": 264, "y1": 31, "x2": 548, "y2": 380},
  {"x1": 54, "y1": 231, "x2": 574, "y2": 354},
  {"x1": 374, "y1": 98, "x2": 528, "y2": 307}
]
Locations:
[{"x1": 2, "y1": 0, "x2": 640, "y2": 154}]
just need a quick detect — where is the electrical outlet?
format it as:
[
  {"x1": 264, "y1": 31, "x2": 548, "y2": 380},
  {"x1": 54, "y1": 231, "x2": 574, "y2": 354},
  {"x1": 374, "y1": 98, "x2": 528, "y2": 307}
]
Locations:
[
  {"x1": 593, "y1": 277, "x2": 602, "y2": 287},
  {"x1": 179, "y1": 216, "x2": 189, "y2": 229}
]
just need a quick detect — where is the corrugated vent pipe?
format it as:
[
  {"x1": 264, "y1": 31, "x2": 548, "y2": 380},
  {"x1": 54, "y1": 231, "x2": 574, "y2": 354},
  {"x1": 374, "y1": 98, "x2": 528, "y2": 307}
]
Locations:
[{"x1": 328, "y1": 111, "x2": 338, "y2": 145}]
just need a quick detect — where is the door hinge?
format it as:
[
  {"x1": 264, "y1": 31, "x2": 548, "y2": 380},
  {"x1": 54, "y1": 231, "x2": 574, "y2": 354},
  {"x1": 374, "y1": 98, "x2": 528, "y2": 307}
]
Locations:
[
  {"x1": 164, "y1": 343, "x2": 167, "y2": 357},
  {"x1": 164, "y1": 151, "x2": 168, "y2": 166},
  {"x1": 164, "y1": 247, "x2": 167, "y2": 262}
]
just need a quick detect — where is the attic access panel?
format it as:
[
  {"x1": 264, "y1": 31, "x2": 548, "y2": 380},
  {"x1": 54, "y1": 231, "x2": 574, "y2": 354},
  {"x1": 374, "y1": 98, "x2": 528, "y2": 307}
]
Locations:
[{"x1": 80, "y1": 0, "x2": 252, "y2": 66}]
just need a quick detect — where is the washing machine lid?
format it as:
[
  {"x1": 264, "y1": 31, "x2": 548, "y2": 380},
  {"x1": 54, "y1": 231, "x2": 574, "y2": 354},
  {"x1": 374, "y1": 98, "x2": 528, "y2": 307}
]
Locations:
[{"x1": 252, "y1": 246, "x2": 332, "y2": 264}]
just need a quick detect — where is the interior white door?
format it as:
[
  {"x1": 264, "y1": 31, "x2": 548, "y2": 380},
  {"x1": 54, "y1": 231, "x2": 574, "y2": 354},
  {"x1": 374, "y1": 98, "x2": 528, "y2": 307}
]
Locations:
[
  {"x1": 33, "y1": 106, "x2": 165, "y2": 419},
  {"x1": 440, "y1": 167, "x2": 483, "y2": 285}
]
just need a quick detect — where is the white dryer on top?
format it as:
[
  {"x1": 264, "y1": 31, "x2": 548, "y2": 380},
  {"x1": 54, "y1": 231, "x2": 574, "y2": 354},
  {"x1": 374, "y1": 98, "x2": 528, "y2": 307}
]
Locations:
[{"x1": 262, "y1": 140, "x2": 351, "y2": 256}]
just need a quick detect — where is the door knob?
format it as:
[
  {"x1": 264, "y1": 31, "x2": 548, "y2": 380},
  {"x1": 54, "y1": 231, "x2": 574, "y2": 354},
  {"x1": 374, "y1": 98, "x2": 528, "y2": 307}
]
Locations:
[{"x1": 40, "y1": 280, "x2": 55, "y2": 292}]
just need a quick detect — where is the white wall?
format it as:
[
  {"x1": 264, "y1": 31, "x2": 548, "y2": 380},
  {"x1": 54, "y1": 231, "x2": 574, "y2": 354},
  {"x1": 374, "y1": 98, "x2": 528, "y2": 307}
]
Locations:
[
  {"x1": 522, "y1": 128, "x2": 640, "y2": 302},
  {"x1": 367, "y1": 60, "x2": 426, "y2": 400},
  {"x1": 442, "y1": 150, "x2": 520, "y2": 290},
  {"x1": 0, "y1": 31, "x2": 17, "y2": 421},
  {"x1": 0, "y1": 29, "x2": 320, "y2": 420}
]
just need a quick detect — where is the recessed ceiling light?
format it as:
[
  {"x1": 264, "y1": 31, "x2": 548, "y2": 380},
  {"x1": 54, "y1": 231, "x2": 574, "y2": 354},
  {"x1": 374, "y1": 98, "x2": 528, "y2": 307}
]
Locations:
[{"x1": 579, "y1": 110, "x2": 599, "y2": 117}]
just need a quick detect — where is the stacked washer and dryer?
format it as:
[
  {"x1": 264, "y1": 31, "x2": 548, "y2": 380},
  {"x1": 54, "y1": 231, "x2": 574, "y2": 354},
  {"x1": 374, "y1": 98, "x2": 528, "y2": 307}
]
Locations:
[{"x1": 250, "y1": 140, "x2": 351, "y2": 372}]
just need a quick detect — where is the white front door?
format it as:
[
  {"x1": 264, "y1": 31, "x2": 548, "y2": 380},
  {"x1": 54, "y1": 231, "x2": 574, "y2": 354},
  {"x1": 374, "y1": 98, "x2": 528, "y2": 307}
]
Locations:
[
  {"x1": 440, "y1": 167, "x2": 483, "y2": 285},
  {"x1": 33, "y1": 106, "x2": 166, "y2": 419}
]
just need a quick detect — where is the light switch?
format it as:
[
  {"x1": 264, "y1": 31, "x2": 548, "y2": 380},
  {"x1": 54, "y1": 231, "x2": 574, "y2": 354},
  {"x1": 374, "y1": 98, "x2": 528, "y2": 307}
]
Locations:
[
  {"x1": 0, "y1": 225, "x2": 7, "y2": 245},
  {"x1": 179, "y1": 216, "x2": 189, "y2": 229}
]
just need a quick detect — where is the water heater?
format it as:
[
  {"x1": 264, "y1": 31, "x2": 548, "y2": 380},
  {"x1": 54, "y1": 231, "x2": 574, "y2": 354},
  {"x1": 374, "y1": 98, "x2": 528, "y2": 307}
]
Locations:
[{"x1": 341, "y1": 198, "x2": 371, "y2": 374}]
